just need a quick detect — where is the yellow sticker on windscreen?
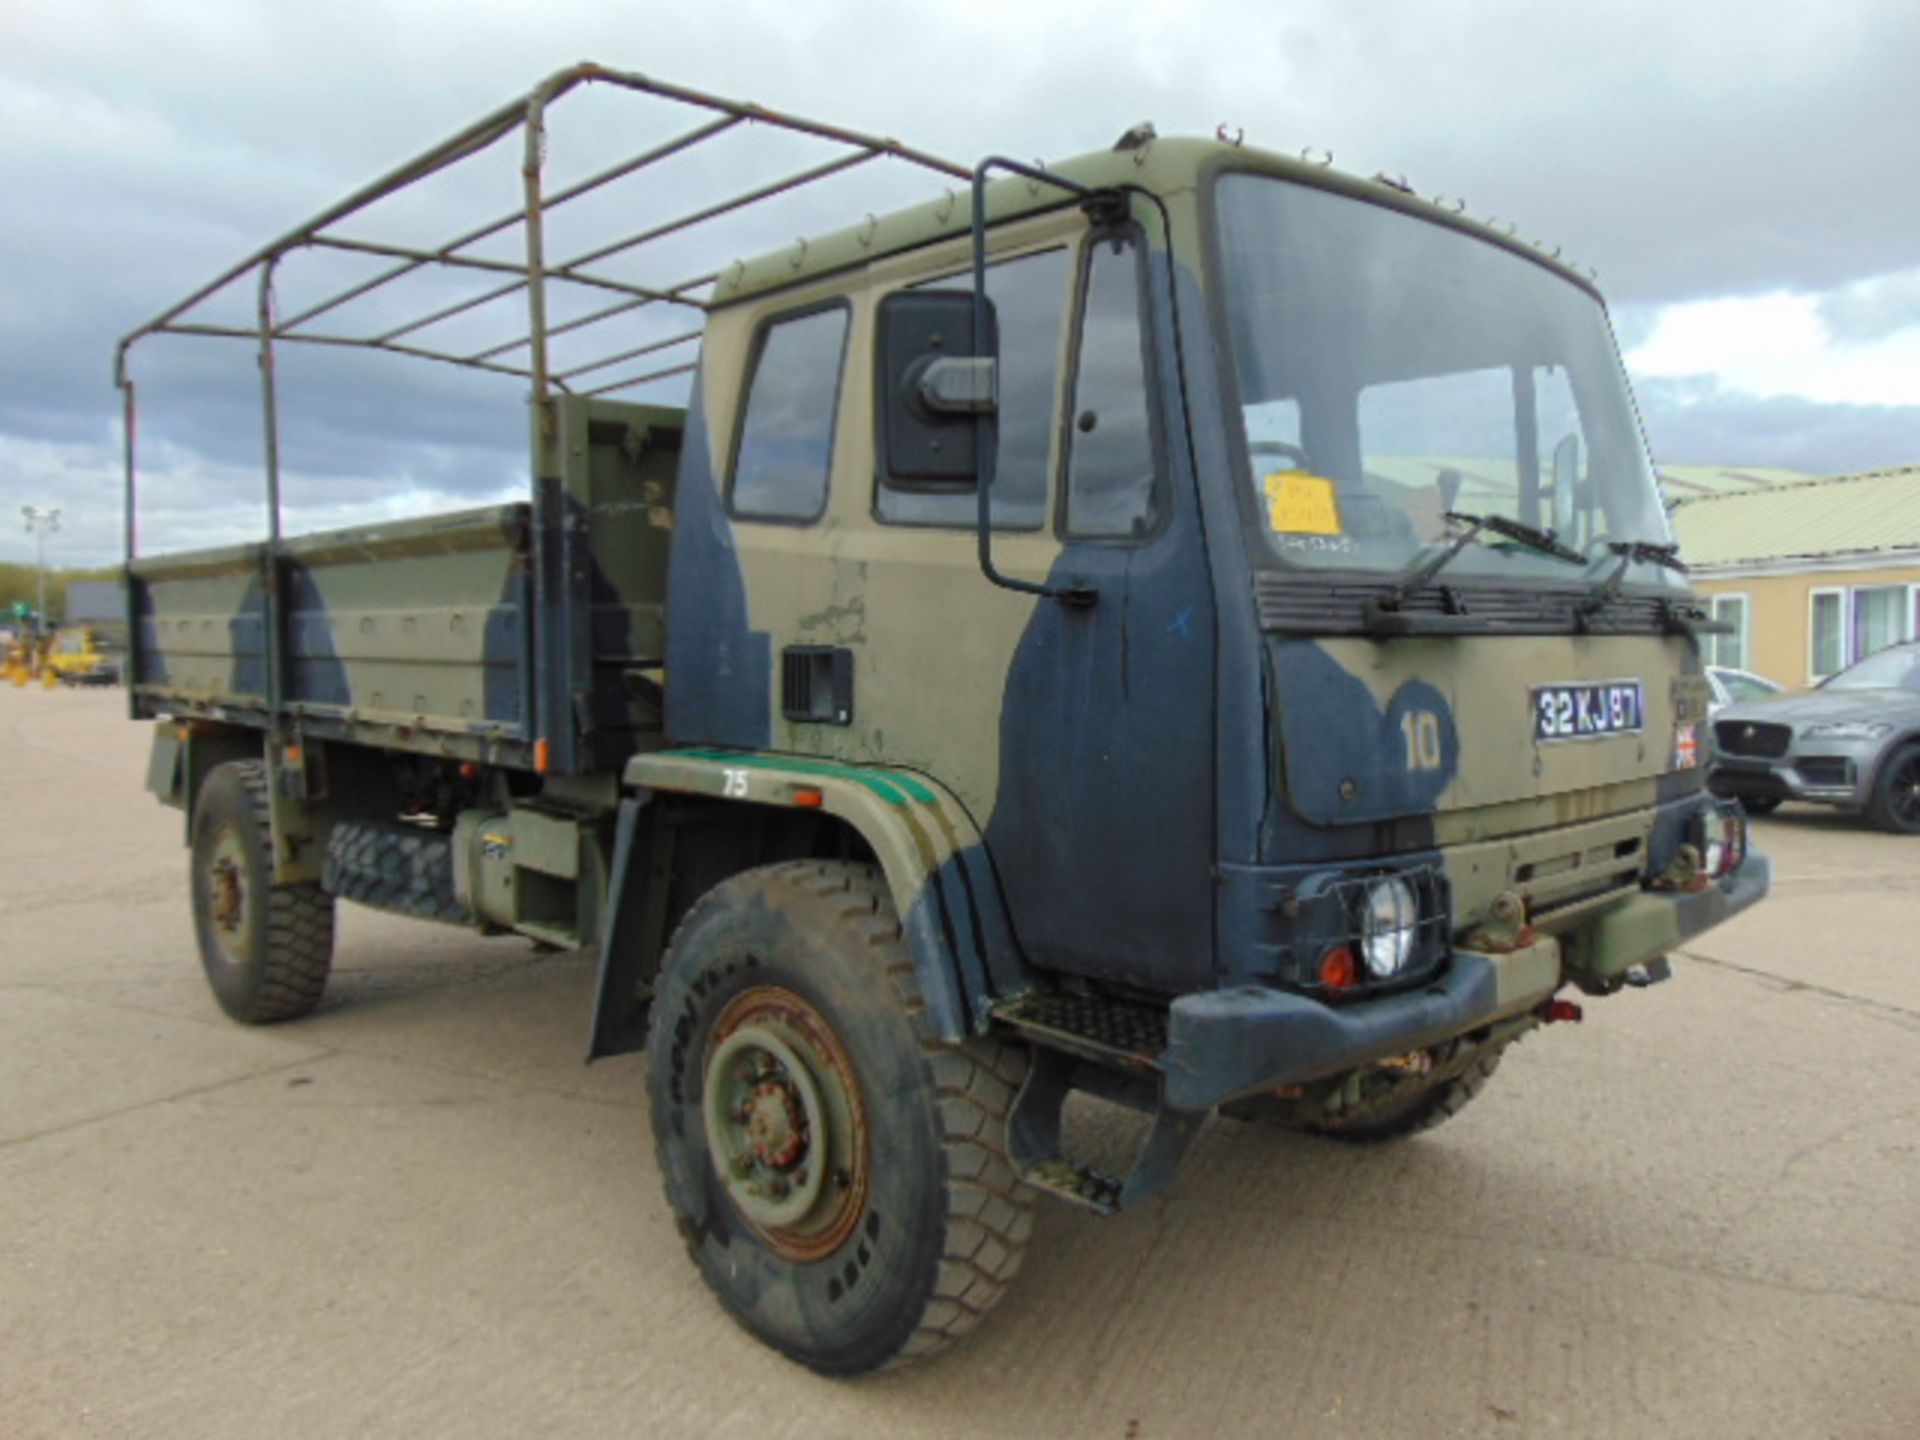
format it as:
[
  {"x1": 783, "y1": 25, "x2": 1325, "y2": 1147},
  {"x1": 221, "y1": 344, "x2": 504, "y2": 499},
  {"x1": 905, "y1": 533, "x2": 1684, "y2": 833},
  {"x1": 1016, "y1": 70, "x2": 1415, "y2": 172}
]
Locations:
[{"x1": 1264, "y1": 471, "x2": 1342, "y2": 535}]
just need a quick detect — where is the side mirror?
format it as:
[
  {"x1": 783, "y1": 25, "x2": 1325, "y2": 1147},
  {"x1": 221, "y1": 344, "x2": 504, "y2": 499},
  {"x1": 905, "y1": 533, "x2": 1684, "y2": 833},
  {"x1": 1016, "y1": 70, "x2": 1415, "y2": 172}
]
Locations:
[{"x1": 878, "y1": 289, "x2": 996, "y2": 482}]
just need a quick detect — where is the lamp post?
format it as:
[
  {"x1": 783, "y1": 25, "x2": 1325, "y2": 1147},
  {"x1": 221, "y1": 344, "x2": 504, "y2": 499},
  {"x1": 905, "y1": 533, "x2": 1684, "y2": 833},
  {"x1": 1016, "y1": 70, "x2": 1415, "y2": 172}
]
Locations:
[{"x1": 21, "y1": 506, "x2": 60, "y2": 637}]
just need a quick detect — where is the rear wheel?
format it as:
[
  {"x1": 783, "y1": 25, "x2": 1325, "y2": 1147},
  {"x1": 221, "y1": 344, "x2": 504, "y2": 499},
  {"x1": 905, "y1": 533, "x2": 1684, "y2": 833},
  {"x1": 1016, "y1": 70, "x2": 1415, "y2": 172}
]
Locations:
[
  {"x1": 189, "y1": 760, "x2": 335, "y2": 1023},
  {"x1": 1303, "y1": 1048, "x2": 1504, "y2": 1144},
  {"x1": 1229, "y1": 1042, "x2": 1507, "y2": 1144},
  {"x1": 647, "y1": 860, "x2": 1032, "y2": 1375},
  {"x1": 1867, "y1": 743, "x2": 1920, "y2": 834}
]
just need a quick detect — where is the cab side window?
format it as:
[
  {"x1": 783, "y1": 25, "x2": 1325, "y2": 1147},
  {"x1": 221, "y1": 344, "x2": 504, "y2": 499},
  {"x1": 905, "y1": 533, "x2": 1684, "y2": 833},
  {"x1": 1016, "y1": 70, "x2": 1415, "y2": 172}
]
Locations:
[
  {"x1": 1063, "y1": 230, "x2": 1159, "y2": 538},
  {"x1": 729, "y1": 303, "x2": 850, "y2": 523},
  {"x1": 877, "y1": 247, "x2": 1071, "y2": 529}
]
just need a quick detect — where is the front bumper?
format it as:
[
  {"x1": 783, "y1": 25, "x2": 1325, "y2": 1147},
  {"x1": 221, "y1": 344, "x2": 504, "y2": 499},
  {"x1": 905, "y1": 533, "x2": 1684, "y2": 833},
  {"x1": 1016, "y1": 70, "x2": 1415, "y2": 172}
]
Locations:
[
  {"x1": 1160, "y1": 849, "x2": 1771, "y2": 1111},
  {"x1": 1710, "y1": 741, "x2": 1880, "y2": 808}
]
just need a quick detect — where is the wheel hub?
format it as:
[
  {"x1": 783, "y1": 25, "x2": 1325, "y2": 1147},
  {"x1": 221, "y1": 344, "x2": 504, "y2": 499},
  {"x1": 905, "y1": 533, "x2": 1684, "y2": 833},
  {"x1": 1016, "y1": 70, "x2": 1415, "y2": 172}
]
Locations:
[
  {"x1": 210, "y1": 856, "x2": 243, "y2": 930},
  {"x1": 744, "y1": 1080, "x2": 807, "y2": 1169},
  {"x1": 203, "y1": 828, "x2": 251, "y2": 963},
  {"x1": 702, "y1": 986, "x2": 868, "y2": 1261}
]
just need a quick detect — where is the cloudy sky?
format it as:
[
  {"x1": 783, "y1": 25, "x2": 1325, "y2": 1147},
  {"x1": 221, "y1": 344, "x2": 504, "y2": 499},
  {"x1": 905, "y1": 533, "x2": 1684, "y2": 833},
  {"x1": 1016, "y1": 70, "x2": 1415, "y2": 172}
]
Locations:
[{"x1": 3, "y1": 0, "x2": 1918, "y2": 567}]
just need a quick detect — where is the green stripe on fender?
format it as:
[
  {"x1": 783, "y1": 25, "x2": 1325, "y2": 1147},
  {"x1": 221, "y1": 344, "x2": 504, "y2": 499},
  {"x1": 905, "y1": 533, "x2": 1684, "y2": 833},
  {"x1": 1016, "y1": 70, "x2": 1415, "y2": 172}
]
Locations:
[{"x1": 661, "y1": 748, "x2": 932, "y2": 807}]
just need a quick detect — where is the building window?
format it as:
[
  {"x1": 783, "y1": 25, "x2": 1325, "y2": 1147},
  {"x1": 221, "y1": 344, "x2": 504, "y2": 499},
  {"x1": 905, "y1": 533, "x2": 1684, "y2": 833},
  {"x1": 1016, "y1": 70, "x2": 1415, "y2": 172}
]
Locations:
[
  {"x1": 1707, "y1": 594, "x2": 1747, "y2": 670},
  {"x1": 1810, "y1": 583, "x2": 1920, "y2": 682},
  {"x1": 729, "y1": 304, "x2": 850, "y2": 523},
  {"x1": 1810, "y1": 589, "x2": 1845, "y2": 681},
  {"x1": 1852, "y1": 584, "x2": 1912, "y2": 660}
]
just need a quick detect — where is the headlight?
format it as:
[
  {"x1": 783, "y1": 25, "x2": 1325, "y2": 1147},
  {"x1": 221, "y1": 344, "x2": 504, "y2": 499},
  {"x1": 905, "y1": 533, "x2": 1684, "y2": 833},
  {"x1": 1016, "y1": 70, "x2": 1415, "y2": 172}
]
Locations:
[
  {"x1": 1694, "y1": 800, "x2": 1746, "y2": 879},
  {"x1": 1701, "y1": 829, "x2": 1726, "y2": 877},
  {"x1": 1359, "y1": 876, "x2": 1419, "y2": 979},
  {"x1": 1803, "y1": 721, "x2": 1892, "y2": 740}
]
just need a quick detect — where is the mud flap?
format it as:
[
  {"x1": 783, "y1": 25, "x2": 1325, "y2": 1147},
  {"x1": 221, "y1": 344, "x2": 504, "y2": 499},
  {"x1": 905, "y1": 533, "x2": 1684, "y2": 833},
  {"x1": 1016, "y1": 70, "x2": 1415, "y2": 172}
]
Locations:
[{"x1": 588, "y1": 792, "x2": 658, "y2": 1060}]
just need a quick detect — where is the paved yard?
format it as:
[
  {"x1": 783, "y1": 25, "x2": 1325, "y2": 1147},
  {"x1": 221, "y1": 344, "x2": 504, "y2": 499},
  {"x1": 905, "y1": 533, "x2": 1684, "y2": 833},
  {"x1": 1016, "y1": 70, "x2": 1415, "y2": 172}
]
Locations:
[{"x1": 1, "y1": 685, "x2": 1914, "y2": 1438}]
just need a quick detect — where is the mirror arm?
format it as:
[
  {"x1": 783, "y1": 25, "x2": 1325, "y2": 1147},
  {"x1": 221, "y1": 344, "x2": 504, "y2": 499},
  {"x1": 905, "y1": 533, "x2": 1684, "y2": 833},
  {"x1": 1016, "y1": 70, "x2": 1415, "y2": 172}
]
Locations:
[
  {"x1": 916, "y1": 356, "x2": 997, "y2": 415},
  {"x1": 971, "y1": 156, "x2": 1099, "y2": 608}
]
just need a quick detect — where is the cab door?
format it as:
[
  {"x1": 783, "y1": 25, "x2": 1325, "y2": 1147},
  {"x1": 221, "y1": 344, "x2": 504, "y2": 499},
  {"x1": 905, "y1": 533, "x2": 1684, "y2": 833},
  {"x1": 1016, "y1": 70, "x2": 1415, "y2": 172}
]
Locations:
[
  {"x1": 979, "y1": 222, "x2": 1215, "y2": 993},
  {"x1": 736, "y1": 214, "x2": 1215, "y2": 995}
]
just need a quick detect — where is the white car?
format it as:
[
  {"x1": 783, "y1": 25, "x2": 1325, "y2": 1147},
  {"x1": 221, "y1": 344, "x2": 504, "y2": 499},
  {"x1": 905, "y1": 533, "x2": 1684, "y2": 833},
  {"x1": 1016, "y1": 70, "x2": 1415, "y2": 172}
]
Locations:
[{"x1": 1707, "y1": 666, "x2": 1783, "y2": 716}]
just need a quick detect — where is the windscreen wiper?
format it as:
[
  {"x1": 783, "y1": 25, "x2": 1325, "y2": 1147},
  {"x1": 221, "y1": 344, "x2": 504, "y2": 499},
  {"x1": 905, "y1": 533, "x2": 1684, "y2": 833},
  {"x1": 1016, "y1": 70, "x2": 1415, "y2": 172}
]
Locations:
[
  {"x1": 1576, "y1": 539, "x2": 1690, "y2": 624},
  {"x1": 1367, "y1": 510, "x2": 1584, "y2": 625}
]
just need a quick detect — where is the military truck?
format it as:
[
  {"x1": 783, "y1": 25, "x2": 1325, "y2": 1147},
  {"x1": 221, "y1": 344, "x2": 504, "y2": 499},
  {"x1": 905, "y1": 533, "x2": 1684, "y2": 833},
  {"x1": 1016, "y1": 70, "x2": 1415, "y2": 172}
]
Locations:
[{"x1": 119, "y1": 65, "x2": 1768, "y2": 1374}]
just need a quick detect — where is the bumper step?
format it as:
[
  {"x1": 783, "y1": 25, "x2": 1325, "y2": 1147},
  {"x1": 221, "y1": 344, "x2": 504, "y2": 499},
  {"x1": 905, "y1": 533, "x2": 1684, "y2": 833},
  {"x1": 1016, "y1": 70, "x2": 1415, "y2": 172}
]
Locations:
[{"x1": 990, "y1": 992, "x2": 1168, "y2": 1073}]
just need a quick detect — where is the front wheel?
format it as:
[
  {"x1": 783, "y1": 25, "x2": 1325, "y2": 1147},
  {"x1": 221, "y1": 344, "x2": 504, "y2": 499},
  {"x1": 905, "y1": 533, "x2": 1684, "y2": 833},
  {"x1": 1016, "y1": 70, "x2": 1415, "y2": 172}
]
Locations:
[
  {"x1": 646, "y1": 860, "x2": 1033, "y2": 1375},
  {"x1": 1867, "y1": 743, "x2": 1920, "y2": 834}
]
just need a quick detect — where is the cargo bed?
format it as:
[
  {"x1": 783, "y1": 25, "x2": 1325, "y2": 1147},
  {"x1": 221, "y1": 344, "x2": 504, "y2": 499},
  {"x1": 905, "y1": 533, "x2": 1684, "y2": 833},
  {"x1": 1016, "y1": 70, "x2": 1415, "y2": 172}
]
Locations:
[{"x1": 128, "y1": 397, "x2": 682, "y2": 773}]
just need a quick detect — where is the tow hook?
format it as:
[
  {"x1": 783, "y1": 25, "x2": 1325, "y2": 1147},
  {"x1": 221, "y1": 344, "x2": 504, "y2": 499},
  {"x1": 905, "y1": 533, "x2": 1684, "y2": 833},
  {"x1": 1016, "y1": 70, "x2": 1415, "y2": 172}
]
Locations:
[
  {"x1": 1542, "y1": 998, "x2": 1584, "y2": 1024},
  {"x1": 1464, "y1": 890, "x2": 1535, "y2": 953},
  {"x1": 1622, "y1": 956, "x2": 1674, "y2": 989},
  {"x1": 1377, "y1": 1049, "x2": 1435, "y2": 1076}
]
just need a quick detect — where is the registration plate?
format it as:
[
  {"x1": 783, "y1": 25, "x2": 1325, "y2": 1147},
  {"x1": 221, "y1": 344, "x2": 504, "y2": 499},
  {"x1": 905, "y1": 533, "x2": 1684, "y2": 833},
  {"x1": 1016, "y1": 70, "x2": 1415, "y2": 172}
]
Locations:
[{"x1": 1532, "y1": 680, "x2": 1645, "y2": 742}]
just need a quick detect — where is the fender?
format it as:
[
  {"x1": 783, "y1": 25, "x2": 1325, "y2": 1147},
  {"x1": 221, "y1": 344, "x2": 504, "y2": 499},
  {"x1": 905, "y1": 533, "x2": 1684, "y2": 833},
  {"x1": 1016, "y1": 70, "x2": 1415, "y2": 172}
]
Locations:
[
  {"x1": 589, "y1": 748, "x2": 1029, "y2": 1058},
  {"x1": 146, "y1": 720, "x2": 263, "y2": 838}
]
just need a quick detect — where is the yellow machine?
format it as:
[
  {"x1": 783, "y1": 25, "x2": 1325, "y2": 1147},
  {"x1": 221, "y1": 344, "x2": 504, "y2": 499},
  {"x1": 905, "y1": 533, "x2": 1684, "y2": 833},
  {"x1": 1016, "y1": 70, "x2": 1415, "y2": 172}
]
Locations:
[
  {"x1": 42, "y1": 627, "x2": 122, "y2": 686},
  {"x1": 4, "y1": 633, "x2": 41, "y2": 687}
]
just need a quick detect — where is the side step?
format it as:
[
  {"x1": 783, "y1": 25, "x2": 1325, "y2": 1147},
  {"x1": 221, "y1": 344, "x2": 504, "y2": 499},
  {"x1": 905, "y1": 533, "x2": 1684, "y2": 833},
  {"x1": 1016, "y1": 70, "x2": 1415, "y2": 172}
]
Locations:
[
  {"x1": 991, "y1": 992, "x2": 1168, "y2": 1073},
  {"x1": 991, "y1": 993, "x2": 1198, "y2": 1217}
]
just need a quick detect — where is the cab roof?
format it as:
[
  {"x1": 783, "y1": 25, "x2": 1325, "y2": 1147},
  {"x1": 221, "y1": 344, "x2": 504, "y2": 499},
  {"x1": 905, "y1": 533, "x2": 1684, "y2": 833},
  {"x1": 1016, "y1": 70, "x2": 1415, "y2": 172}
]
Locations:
[{"x1": 714, "y1": 134, "x2": 1600, "y2": 308}]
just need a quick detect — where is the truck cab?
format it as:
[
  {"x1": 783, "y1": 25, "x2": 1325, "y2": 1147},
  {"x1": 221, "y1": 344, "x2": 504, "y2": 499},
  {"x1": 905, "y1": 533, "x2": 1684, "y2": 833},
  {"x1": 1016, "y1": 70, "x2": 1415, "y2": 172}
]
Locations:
[{"x1": 654, "y1": 134, "x2": 1764, "y2": 1089}]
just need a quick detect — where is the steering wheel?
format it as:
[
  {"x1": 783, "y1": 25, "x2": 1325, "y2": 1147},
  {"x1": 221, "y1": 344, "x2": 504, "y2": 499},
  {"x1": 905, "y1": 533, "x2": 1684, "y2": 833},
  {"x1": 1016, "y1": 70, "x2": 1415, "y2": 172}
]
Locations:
[{"x1": 1249, "y1": 439, "x2": 1311, "y2": 472}]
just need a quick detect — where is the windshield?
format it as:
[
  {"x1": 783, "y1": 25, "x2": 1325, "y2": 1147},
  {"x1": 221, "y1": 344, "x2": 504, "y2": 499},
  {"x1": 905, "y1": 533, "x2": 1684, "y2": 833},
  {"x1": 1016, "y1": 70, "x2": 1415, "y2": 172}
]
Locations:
[
  {"x1": 1823, "y1": 645, "x2": 1920, "y2": 692},
  {"x1": 1215, "y1": 174, "x2": 1678, "y2": 588}
]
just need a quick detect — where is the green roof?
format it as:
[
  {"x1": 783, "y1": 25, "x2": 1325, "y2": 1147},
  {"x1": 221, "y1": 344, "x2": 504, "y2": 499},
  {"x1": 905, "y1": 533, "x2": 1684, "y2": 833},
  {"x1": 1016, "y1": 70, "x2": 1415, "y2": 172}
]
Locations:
[
  {"x1": 1658, "y1": 465, "x2": 1815, "y2": 504},
  {"x1": 1670, "y1": 466, "x2": 1920, "y2": 567}
]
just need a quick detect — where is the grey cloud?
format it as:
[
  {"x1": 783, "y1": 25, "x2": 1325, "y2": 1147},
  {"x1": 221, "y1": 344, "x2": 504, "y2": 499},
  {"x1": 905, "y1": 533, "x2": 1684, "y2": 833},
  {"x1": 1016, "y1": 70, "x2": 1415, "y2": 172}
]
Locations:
[
  {"x1": 5, "y1": 0, "x2": 1919, "y2": 567},
  {"x1": 1633, "y1": 374, "x2": 1920, "y2": 473},
  {"x1": 1818, "y1": 268, "x2": 1920, "y2": 344},
  {"x1": 1609, "y1": 304, "x2": 1662, "y2": 355}
]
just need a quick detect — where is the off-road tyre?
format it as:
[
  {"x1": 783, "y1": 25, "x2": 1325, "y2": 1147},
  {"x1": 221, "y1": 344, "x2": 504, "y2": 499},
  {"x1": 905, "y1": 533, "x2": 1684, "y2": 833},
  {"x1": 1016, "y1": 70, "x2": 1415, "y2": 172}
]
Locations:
[
  {"x1": 1739, "y1": 795, "x2": 1783, "y2": 817},
  {"x1": 1303, "y1": 1047, "x2": 1505, "y2": 1144},
  {"x1": 1866, "y1": 742, "x2": 1920, "y2": 835},
  {"x1": 647, "y1": 860, "x2": 1033, "y2": 1376},
  {"x1": 323, "y1": 819, "x2": 471, "y2": 924},
  {"x1": 190, "y1": 760, "x2": 335, "y2": 1024}
]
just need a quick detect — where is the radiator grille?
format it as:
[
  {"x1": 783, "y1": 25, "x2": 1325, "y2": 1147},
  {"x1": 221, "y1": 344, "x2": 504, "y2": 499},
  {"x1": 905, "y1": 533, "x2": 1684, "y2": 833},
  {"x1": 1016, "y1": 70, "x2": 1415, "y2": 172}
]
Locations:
[{"x1": 1714, "y1": 720, "x2": 1791, "y2": 759}]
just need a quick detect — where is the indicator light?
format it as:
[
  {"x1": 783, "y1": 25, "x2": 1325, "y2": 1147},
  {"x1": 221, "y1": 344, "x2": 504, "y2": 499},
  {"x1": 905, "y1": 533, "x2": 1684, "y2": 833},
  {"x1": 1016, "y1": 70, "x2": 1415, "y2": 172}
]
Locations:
[{"x1": 1318, "y1": 945, "x2": 1358, "y2": 989}]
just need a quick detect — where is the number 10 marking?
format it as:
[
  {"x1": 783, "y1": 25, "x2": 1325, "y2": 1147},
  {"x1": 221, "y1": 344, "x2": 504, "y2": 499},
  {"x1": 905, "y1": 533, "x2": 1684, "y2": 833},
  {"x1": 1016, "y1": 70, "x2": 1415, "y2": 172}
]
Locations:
[{"x1": 1401, "y1": 710, "x2": 1443, "y2": 771}]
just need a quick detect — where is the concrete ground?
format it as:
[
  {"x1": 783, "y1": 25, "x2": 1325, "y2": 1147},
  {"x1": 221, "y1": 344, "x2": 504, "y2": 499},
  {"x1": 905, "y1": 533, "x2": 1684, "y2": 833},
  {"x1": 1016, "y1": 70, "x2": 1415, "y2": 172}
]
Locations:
[{"x1": 1, "y1": 685, "x2": 1914, "y2": 1440}]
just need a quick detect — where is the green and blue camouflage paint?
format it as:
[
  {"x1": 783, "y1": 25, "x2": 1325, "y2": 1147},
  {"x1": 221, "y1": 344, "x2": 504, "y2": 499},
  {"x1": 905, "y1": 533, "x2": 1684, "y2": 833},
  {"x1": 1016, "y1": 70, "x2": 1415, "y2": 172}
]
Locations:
[{"x1": 131, "y1": 132, "x2": 1767, "y2": 1053}]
